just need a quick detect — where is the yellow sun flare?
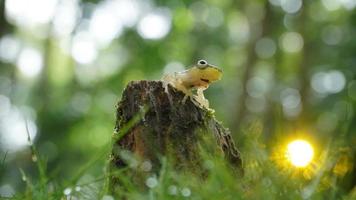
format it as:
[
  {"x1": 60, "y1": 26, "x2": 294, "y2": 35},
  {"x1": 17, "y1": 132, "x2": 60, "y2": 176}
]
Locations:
[{"x1": 286, "y1": 139, "x2": 314, "y2": 167}]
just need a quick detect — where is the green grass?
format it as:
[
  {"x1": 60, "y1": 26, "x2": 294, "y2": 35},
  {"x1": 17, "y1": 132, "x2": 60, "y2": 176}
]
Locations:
[{"x1": 1, "y1": 120, "x2": 355, "y2": 200}]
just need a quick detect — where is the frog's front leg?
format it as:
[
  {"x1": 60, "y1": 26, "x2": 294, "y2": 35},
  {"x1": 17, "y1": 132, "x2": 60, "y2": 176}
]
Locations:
[
  {"x1": 162, "y1": 74, "x2": 173, "y2": 94},
  {"x1": 174, "y1": 84, "x2": 193, "y2": 104},
  {"x1": 195, "y1": 88, "x2": 209, "y2": 108},
  {"x1": 162, "y1": 74, "x2": 192, "y2": 104}
]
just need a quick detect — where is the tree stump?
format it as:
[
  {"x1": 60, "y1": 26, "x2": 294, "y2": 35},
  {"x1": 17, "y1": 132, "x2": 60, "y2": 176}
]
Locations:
[{"x1": 109, "y1": 80, "x2": 242, "y2": 193}]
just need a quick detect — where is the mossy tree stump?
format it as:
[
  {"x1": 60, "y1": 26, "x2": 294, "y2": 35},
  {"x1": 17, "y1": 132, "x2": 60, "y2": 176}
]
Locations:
[{"x1": 109, "y1": 80, "x2": 242, "y2": 193}]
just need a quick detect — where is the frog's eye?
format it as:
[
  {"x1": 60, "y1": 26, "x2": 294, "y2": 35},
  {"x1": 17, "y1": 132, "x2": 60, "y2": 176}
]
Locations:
[{"x1": 197, "y1": 60, "x2": 208, "y2": 69}]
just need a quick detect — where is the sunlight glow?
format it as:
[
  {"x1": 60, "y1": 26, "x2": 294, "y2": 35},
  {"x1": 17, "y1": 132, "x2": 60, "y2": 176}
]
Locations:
[
  {"x1": 281, "y1": 0, "x2": 302, "y2": 13},
  {"x1": 255, "y1": 38, "x2": 276, "y2": 59},
  {"x1": 137, "y1": 10, "x2": 171, "y2": 40},
  {"x1": 17, "y1": 47, "x2": 43, "y2": 78},
  {"x1": 286, "y1": 140, "x2": 314, "y2": 167},
  {"x1": 53, "y1": 0, "x2": 79, "y2": 37},
  {"x1": 228, "y1": 12, "x2": 250, "y2": 44},
  {"x1": 280, "y1": 32, "x2": 304, "y2": 53},
  {"x1": 280, "y1": 88, "x2": 301, "y2": 118},
  {"x1": 5, "y1": 0, "x2": 58, "y2": 27},
  {"x1": 89, "y1": 4, "x2": 124, "y2": 47},
  {"x1": 311, "y1": 70, "x2": 346, "y2": 95},
  {"x1": 0, "y1": 35, "x2": 21, "y2": 63},
  {"x1": 71, "y1": 32, "x2": 98, "y2": 64}
]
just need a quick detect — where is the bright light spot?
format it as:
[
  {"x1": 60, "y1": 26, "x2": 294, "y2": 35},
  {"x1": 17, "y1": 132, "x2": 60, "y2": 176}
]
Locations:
[
  {"x1": 71, "y1": 32, "x2": 98, "y2": 64},
  {"x1": 74, "y1": 45, "x2": 128, "y2": 85},
  {"x1": 181, "y1": 187, "x2": 191, "y2": 197},
  {"x1": 324, "y1": 71, "x2": 346, "y2": 93},
  {"x1": 340, "y1": 0, "x2": 356, "y2": 10},
  {"x1": 95, "y1": 48, "x2": 128, "y2": 77},
  {"x1": 311, "y1": 72, "x2": 328, "y2": 94},
  {"x1": 281, "y1": 0, "x2": 302, "y2": 14},
  {"x1": 321, "y1": 0, "x2": 341, "y2": 11},
  {"x1": 0, "y1": 35, "x2": 21, "y2": 63},
  {"x1": 75, "y1": 186, "x2": 81, "y2": 192},
  {"x1": 63, "y1": 187, "x2": 72, "y2": 196},
  {"x1": 5, "y1": 0, "x2": 58, "y2": 27},
  {"x1": 246, "y1": 77, "x2": 269, "y2": 98},
  {"x1": 53, "y1": 0, "x2": 79, "y2": 37},
  {"x1": 321, "y1": 26, "x2": 343, "y2": 45},
  {"x1": 163, "y1": 61, "x2": 185, "y2": 74},
  {"x1": 17, "y1": 47, "x2": 43, "y2": 78},
  {"x1": 228, "y1": 13, "x2": 250, "y2": 44},
  {"x1": 286, "y1": 140, "x2": 314, "y2": 167},
  {"x1": 203, "y1": 7, "x2": 224, "y2": 28},
  {"x1": 89, "y1": 4, "x2": 123, "y2": 47},
  {"x1": 70, "y1": 92, "x2": 91, "y2": 115},
  {"x1": 146, "y1": 176, "x2": 158, "y2": 188},
  {"x1": 111, "y1": 0, "x2": 141, "y2": 28},
  {"x1": 255, "y1": 38, "x2": 276, "y2": 59},
  {"x1": 168, "y1": 185, "x2": 178, "y2": 195},
  {"x1": 280, "y1": 88, "x2": 301, "y2": 118},
  {"x1": 311, "y1": 70, "x2": 346, "y2": 94},
  {"x1": 203, "y1": 160, "x2": 214, "y2": 169},
  {"x1": 119, "y1": 150, "x2": 138, "y2": 168},
  {"x1": 280, "y1": 32, "x2": 304, "y2": 53},
  {"x1": 0, "y1": 107, "x2": 37, "y2": 151},
  {"x1": 140, "y1": 160, "x2": 152, "y2": 172},
  {"x1": 280, "y1": 88, "x2": 301, "y2": 109},
  {"x1": 137, "y1": 10, "x2": 171, "y2": 40}
]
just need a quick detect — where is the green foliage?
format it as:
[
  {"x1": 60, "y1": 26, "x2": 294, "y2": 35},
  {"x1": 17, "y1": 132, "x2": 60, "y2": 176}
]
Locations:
[{"x1": 3, "y1": 120, "x2": 355, "y2": 200}]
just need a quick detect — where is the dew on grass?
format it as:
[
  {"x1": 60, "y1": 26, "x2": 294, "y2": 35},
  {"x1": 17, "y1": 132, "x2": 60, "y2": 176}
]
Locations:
[
  {"x1": 203, "y1": 160, "x2": 214, "y2": 170},
  {"x1": 31, "y1": 154, "x2": 38, "y2": 162},
  {"x1": 75, "y1": 186, "x2": 81, "y2": 192},
  {"x1": 21, "y1": 175, "x2": 26, "y2": 181},
  {"x1": 181, "y1": 187, "x2": 191, "y2": 197},
  {"x1": 140, "y1": 160, "x2": 152, "y2": 172},
  {"x1": 146, "y1": 176, "x2": 158, "y2": 188},
  {"x1": 168, "y1": 185, "x2": 178, "y2": 195},
  {"x1": 63, "y1": 187, "x2": 72, "y2": 195}
]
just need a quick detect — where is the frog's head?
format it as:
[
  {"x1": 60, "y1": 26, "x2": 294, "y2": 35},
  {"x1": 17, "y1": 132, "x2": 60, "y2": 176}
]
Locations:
[{"x1": 194, "y1": 60, "x2": 222, "y2": 83}]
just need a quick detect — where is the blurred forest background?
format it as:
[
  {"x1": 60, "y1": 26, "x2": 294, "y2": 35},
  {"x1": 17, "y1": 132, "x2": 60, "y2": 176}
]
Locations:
[{"x1": 0, "y1": 0, "x2": 355, "y2": 198}]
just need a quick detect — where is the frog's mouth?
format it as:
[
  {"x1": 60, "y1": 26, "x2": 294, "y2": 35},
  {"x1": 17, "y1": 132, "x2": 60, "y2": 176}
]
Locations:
[{"x1": 200, "y1": 78, "x2": 210, "y2": 83}]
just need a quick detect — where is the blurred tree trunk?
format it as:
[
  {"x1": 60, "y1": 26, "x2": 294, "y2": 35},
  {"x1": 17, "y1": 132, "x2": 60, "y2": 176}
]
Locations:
[
  {"x1": 109, "y1": 81, "x2": 242, "y2": 195},
  {"x1": 297, "y1": 0, "x2": 312, "y2": 127},
  {"x1": 233, "y1": 1, "x2": 273, "y2": 131}
]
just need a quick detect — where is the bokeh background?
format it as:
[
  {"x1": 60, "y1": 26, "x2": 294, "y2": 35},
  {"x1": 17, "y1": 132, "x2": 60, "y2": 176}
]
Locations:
[{"x1": 0, "y1": 0, "x2": 355, "y2": 197}]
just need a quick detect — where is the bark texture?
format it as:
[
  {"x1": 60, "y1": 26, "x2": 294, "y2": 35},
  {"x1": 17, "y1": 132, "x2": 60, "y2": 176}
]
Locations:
[{"x1": 109, "y1": 80, "x2": 242, "y2": 193}]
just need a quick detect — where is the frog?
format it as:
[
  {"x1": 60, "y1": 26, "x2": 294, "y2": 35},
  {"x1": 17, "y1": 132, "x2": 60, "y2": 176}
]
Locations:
[{"x1": 162, "y1": 60, "x2": 222, "y2": 109}]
